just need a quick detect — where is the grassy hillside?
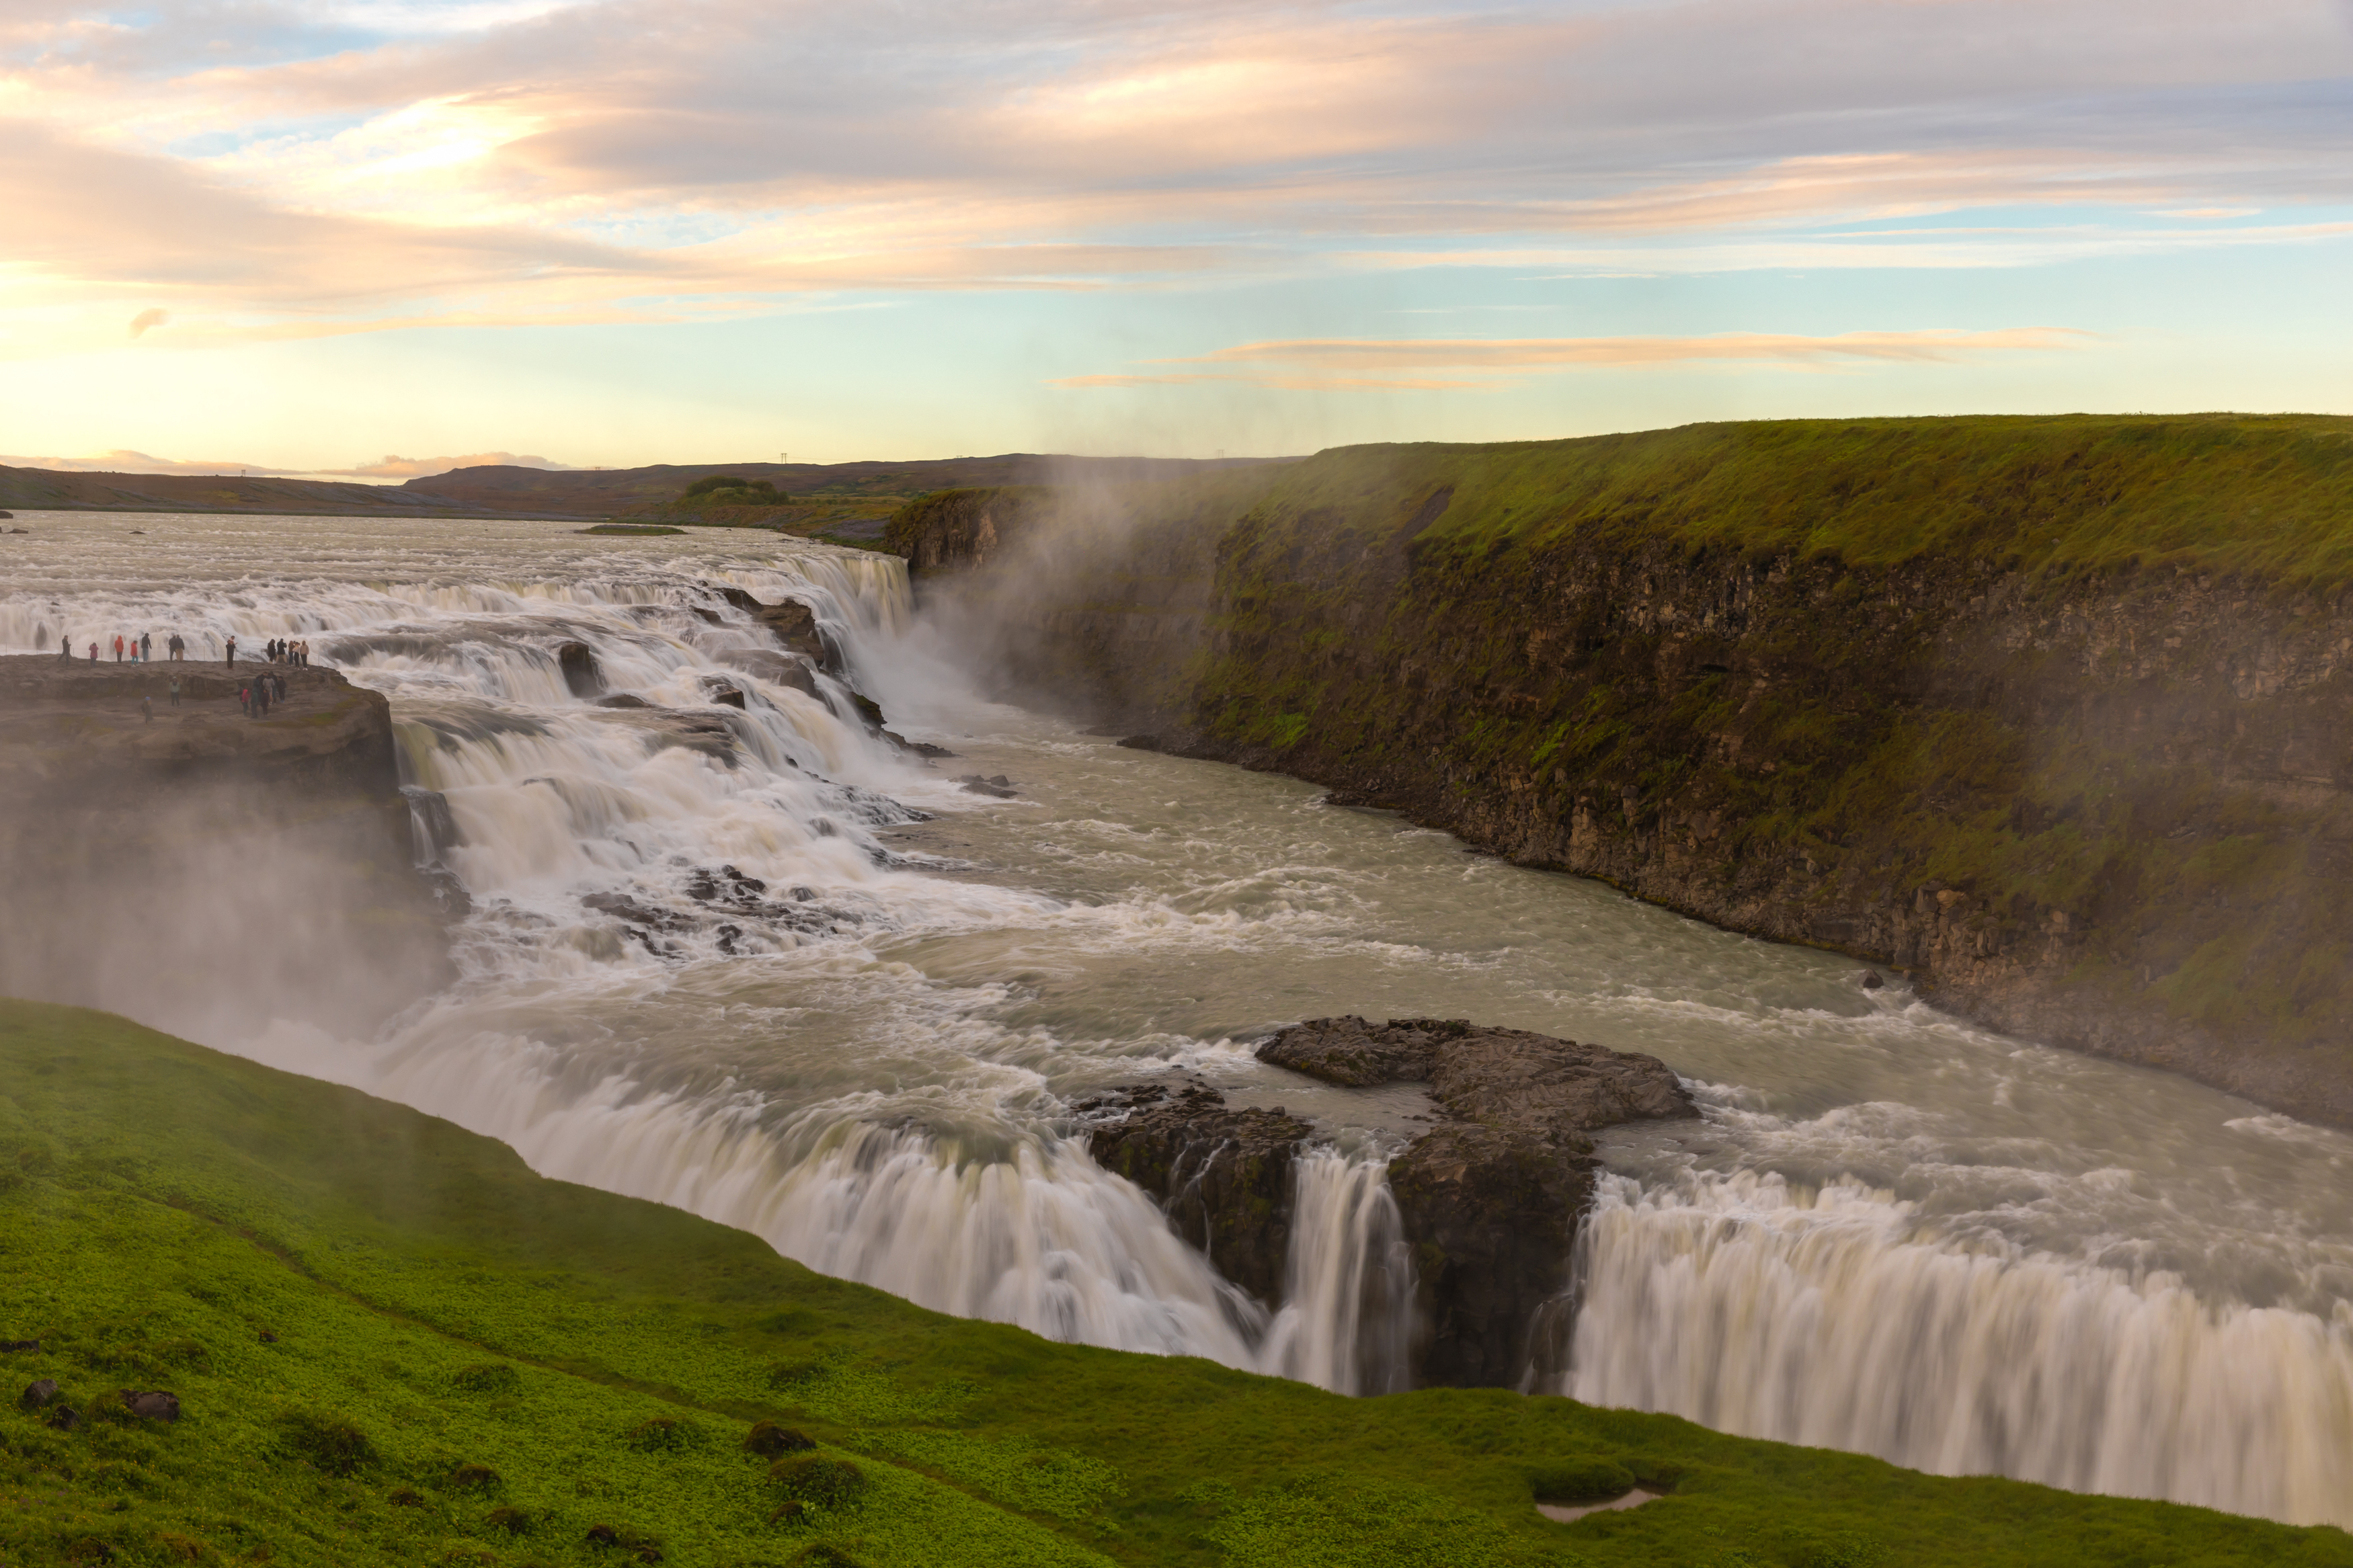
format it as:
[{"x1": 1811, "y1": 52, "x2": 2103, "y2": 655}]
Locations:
[
  {"x1": 2, "y1": 1002, "x2": 2348, "y2": 1566},
  {"x1": 1249, "y1": 414, "x2": 2353, "y2": 587}
]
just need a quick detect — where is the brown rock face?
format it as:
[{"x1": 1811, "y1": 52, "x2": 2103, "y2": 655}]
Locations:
[
  {"x1": 1260, "y1": 1016, "x2": 1694, "y2": 1387},
  {"x1": 0, "y1": 656, "x2": 453, "y2": 1042},
  {"x1": 1082, "y1": 1079, "x2": 1313, "y2": 1309}
]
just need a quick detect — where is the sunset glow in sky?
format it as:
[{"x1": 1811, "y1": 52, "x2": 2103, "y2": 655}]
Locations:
[{"x1": 5, "y1": 1, "x2": 2352, "y2": 473}]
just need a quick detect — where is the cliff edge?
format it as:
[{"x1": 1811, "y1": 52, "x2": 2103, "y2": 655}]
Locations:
[
  {"x1": 0, "y1": 655, "x2": 452, "y2": 1040},
  {"x1": 893, "y1": 415, "x2": 2353, "y2": 1127}
]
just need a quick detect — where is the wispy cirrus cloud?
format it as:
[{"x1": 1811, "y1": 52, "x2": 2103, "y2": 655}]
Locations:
[
  {"x1": 3, "y1": 0, "x2": 2351, "y2": 364},
  {"x1": 1060, "y1": 327, "x2": 2096, "y2": 389}
]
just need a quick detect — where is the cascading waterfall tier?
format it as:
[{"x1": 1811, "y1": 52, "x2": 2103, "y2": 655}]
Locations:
[{"x1": 1560, "y1": 1169, "x2": 2353, "y2": 1528}]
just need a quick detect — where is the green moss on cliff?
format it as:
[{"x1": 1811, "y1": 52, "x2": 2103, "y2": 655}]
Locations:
[{"x1": 6, "y1": 1000, "x2": 2342, "y2": 1565}]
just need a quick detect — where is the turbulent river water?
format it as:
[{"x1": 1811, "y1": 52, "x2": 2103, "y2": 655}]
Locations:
[{"x1": 7, "y1": 511, "x2": 2351, "y2": 1527}]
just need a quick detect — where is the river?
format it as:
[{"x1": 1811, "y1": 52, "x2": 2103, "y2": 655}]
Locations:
[{"x1": 3, "y1": 509, "x2": 2348, "y2": 1528}]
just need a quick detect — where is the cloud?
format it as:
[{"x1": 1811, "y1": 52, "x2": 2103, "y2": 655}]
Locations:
[
  {"x1": 328, "y1": 451, "x2": 573, "y2": 477},
  {"x1": 1058, "y1": 327, "x2": 2095, "y2": 389},
  {"x1": 127, "y1": 308, "x2": 170, "y2": 337},
  {"x1": 1, "y1": 0, "x2": 2350, "y2": 356},
  {"x1": 0, "y1": 449, "x2": 296, "y2": 476}
]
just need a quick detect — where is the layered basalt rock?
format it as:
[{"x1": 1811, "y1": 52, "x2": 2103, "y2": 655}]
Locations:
[
  {"x1": 1080, "y1": 1079, "x2": 1312, "y2": 1309},
  {"x1": 1261, "y1": 1017, "x2": 1694, "y2": 1387},
  {"x1": 0, "y1": 656, "x2": 453, "y2": 1040},
  {"x1": 1084, "y1": 1018, "x2": 1693, "y2": 1387}
]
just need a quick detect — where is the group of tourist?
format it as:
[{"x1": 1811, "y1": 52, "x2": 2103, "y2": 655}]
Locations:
[
  {"x1": 52, "y1": 630, "x2": 316, "y2": 667},
  {"x1": 240, "y1": 670, "x2": 290, "y2": 718}
]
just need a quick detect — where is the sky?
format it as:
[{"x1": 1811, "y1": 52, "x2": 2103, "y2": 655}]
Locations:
[{"x1": 3, "y1": 0, "x2": 2352, "y2": 475}]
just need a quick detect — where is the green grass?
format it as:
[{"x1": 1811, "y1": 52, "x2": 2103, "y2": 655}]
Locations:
[
  {"x1": 3, "y1": 999, "x2": 2348, "y2": 1567},
  {"x1": 1236, "y1": 415, "x2": 2353, "y2": 589}
]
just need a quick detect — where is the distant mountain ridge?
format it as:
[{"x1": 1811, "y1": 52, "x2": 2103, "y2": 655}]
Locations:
[{"x1": 0, "y1": 454, "x2": 1292, "y2": 520}]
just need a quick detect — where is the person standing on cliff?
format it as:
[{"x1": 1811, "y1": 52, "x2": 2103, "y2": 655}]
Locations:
[
  {"x1": 225, "y1": 634, "x2": 237, "y2": 666},
  {"x1": 140, "y1": 632, "x2": 152, "y2": 661},
  {"x1": 167, "y1": 632, "x2": 184, "y2": 661},
  {"x1": 58, "y1": 631, "x2": 70, "y2": 661},
  {"x1": 169, "y1": 675, "x2": 182, "y2": 708},
  {"x1": 87, "y1": 641, "x2": 97, "y2": 662},
  {"x1": 112, "y1": 634, "x2": 124, "y2": 663}
]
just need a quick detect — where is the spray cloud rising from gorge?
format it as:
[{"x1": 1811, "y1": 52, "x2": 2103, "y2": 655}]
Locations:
[{"x1": 0, "y1": 511, "x2": 2347, "y2": 1526}]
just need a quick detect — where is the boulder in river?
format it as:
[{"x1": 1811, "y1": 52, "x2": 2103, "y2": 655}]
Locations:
[
  {"x1": 1082, "y1": 1079, "x2": 1314, "y2": 1307},
  {"x1": 1259, "y1": 1016, "x2": 1695, "y2": 1387},
  {"x1": 557, "y1": 641, "x2": 604, "y2": 698}
]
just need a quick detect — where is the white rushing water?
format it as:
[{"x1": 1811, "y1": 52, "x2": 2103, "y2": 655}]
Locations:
[{"x1": 4, "y1": 509, "x2": 2350, "y2": 1524}]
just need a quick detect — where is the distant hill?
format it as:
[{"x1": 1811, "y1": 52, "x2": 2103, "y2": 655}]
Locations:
[{"x1": 0, "y1": 454, "x2": 1294, "y2": 521}]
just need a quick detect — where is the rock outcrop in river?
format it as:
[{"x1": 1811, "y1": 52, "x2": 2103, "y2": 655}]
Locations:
[
  {"x1": 890, "y1": 415, "x2": 2353, "y2": 1128},
  {"x1": 1086, "y1": 1017, "x2": 1693, "y2": 1387}
]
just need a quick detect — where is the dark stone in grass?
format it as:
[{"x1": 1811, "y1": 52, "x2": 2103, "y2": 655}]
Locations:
[
  {"x1": 768, "y1": 1454, "x2": 865, "y2": 1509},
  {"x1": 389, "y1": 1487, "x2": 424, "y2": 1507},
  {"x1": 20, "y1": 1378, "x2": 58, "y2": 1409},
  {"x1": 63, "y1": 1537, "x2": 113, "y2": 1563},
  {"x1": 1082, "y1": 1079, "x2": 1312, "y2": 1308},
  {"x1": 744, "y1": 1420, "x2": 816, "y2": 1457},
  {"x1": 123, "y1": 1390, "x2": 180, "y2": 1422},
  {"x1": 484, "y1": 1505, "x2": 536, "y2": 1534},
  {"x1": 257, "y1": 1331, "x2": 277, "y2": 1344},
  {"x1": 0, "y1": 1338, "x2": 38, "y2": 1352},
  {"x1": 47, "y1": 1404, "x2": 81, "y2": 1431},
  {"x1": 587, "y1": 1524, "x2": 621, "y2": 1547}
]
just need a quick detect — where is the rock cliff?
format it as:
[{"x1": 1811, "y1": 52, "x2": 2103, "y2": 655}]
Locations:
[
  {"x1": 893, "y1": 415, "x2": 2353, "y2": 1126},
  {"x1": 0, "y1": 656, "x2": 452, "y2": 1042}
]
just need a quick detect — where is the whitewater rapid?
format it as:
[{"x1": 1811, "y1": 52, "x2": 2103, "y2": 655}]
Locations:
[{"x1": 4, "y1": 509, "x2": 2349, "y2": 1526}]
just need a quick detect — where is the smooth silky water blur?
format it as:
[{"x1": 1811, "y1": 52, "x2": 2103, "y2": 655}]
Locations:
[{"x1": 6, "y1": 511, "x2": 2349, "y2": 1525}]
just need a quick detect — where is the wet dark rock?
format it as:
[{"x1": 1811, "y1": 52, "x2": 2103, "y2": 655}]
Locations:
[
  {"x1": 122, "y1": 1389, "x2": 181, "y2": 1422},
  {"x1": 1259, "y1": 1016, "x2": 1694, "y2": 1387},
  {"x1": 789, "y1": 886, "x2": 816, "y2": 902},
  {"x1": 846, "y1": 691, "x2": 887, "y2": 733},
  {"x1": 1861, "y1": 969, "x2": 1885, "y2": 989},
  {"x1": 1083, "y1": 1079, "x2": 1314, "y2": 1307},
  {"x1": 582, "y1": 892, "x2": 692, "y2": 932},
  {"x1": 557, "y1": 641, "x2": 605, "y2": 698},
  {"x1": 955, "y1": 774, "x2": 1019, "y2": 798},
  {"x1": 594, "y1": 693, "x2": 651, "y2": 709},
  {"x1": 1115, "y1": 735, "x2": 1160, "y2": 751},
  {"x1": 701, "y1": 677, "x2": 746, "y2": 709},
  {"x1": 713, "y1": 646, "x2": 822, "y2": 699},
  {"x1": 20, "y1": 1378, "x2": 58, "y2": 1409},
  {"x1": 883, "y1": 730, "x2": 956, "y2": 757}
]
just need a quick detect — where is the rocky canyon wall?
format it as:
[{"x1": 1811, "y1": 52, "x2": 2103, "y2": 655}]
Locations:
[{"x1": 895, "y1": 416, "x2": 2353, "y2": 1127}]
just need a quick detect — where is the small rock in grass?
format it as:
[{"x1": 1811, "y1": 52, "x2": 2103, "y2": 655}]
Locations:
[
  {"x1": 20, "y1": 1378, "x2": 58, "y2": 1409},
  {"x1": 388, "y1": 1488, "x2": 424, "y2": 1508},
  {"x1": 586, "y1": 1524, "x2": 621, "y2": 1547},
  {"x1": 744, "y1": 1420, "x2": 816, "y2": 1457},
  {"x1": 258, "y1": 1331, "x2": 278, "y2": 1344},
  {"x1": 0, "y1": 1338, "x2": 40, "y2": 1352},
  {"x1": 48, "y1": 1405, "x2": 83, "y2": 1431},
  {"x1": 123, "y1": 1390, "x2": 180, "y2": 1422}
]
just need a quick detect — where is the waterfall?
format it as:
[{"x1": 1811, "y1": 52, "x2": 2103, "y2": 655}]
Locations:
[
  {"x1": 1558, "y1": 1169, "x2": 2353, "y2": 1528},
  {"x1": 1261, "y1": 1151, "x2": 1415, "y2": 1395}
]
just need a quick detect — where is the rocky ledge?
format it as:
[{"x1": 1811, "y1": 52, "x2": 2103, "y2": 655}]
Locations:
[
  {"x1": 0, "y1": 655, "x2": 454, "y2": 1039},
  {"x1": 1083, "y1": 1016, "x2": 1694, "y2": 1387}
]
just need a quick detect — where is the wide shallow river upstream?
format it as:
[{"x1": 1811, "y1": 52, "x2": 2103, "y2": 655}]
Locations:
[{"x1": 7, "y1": 511, "x2": 2352, "y2": 1528}]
